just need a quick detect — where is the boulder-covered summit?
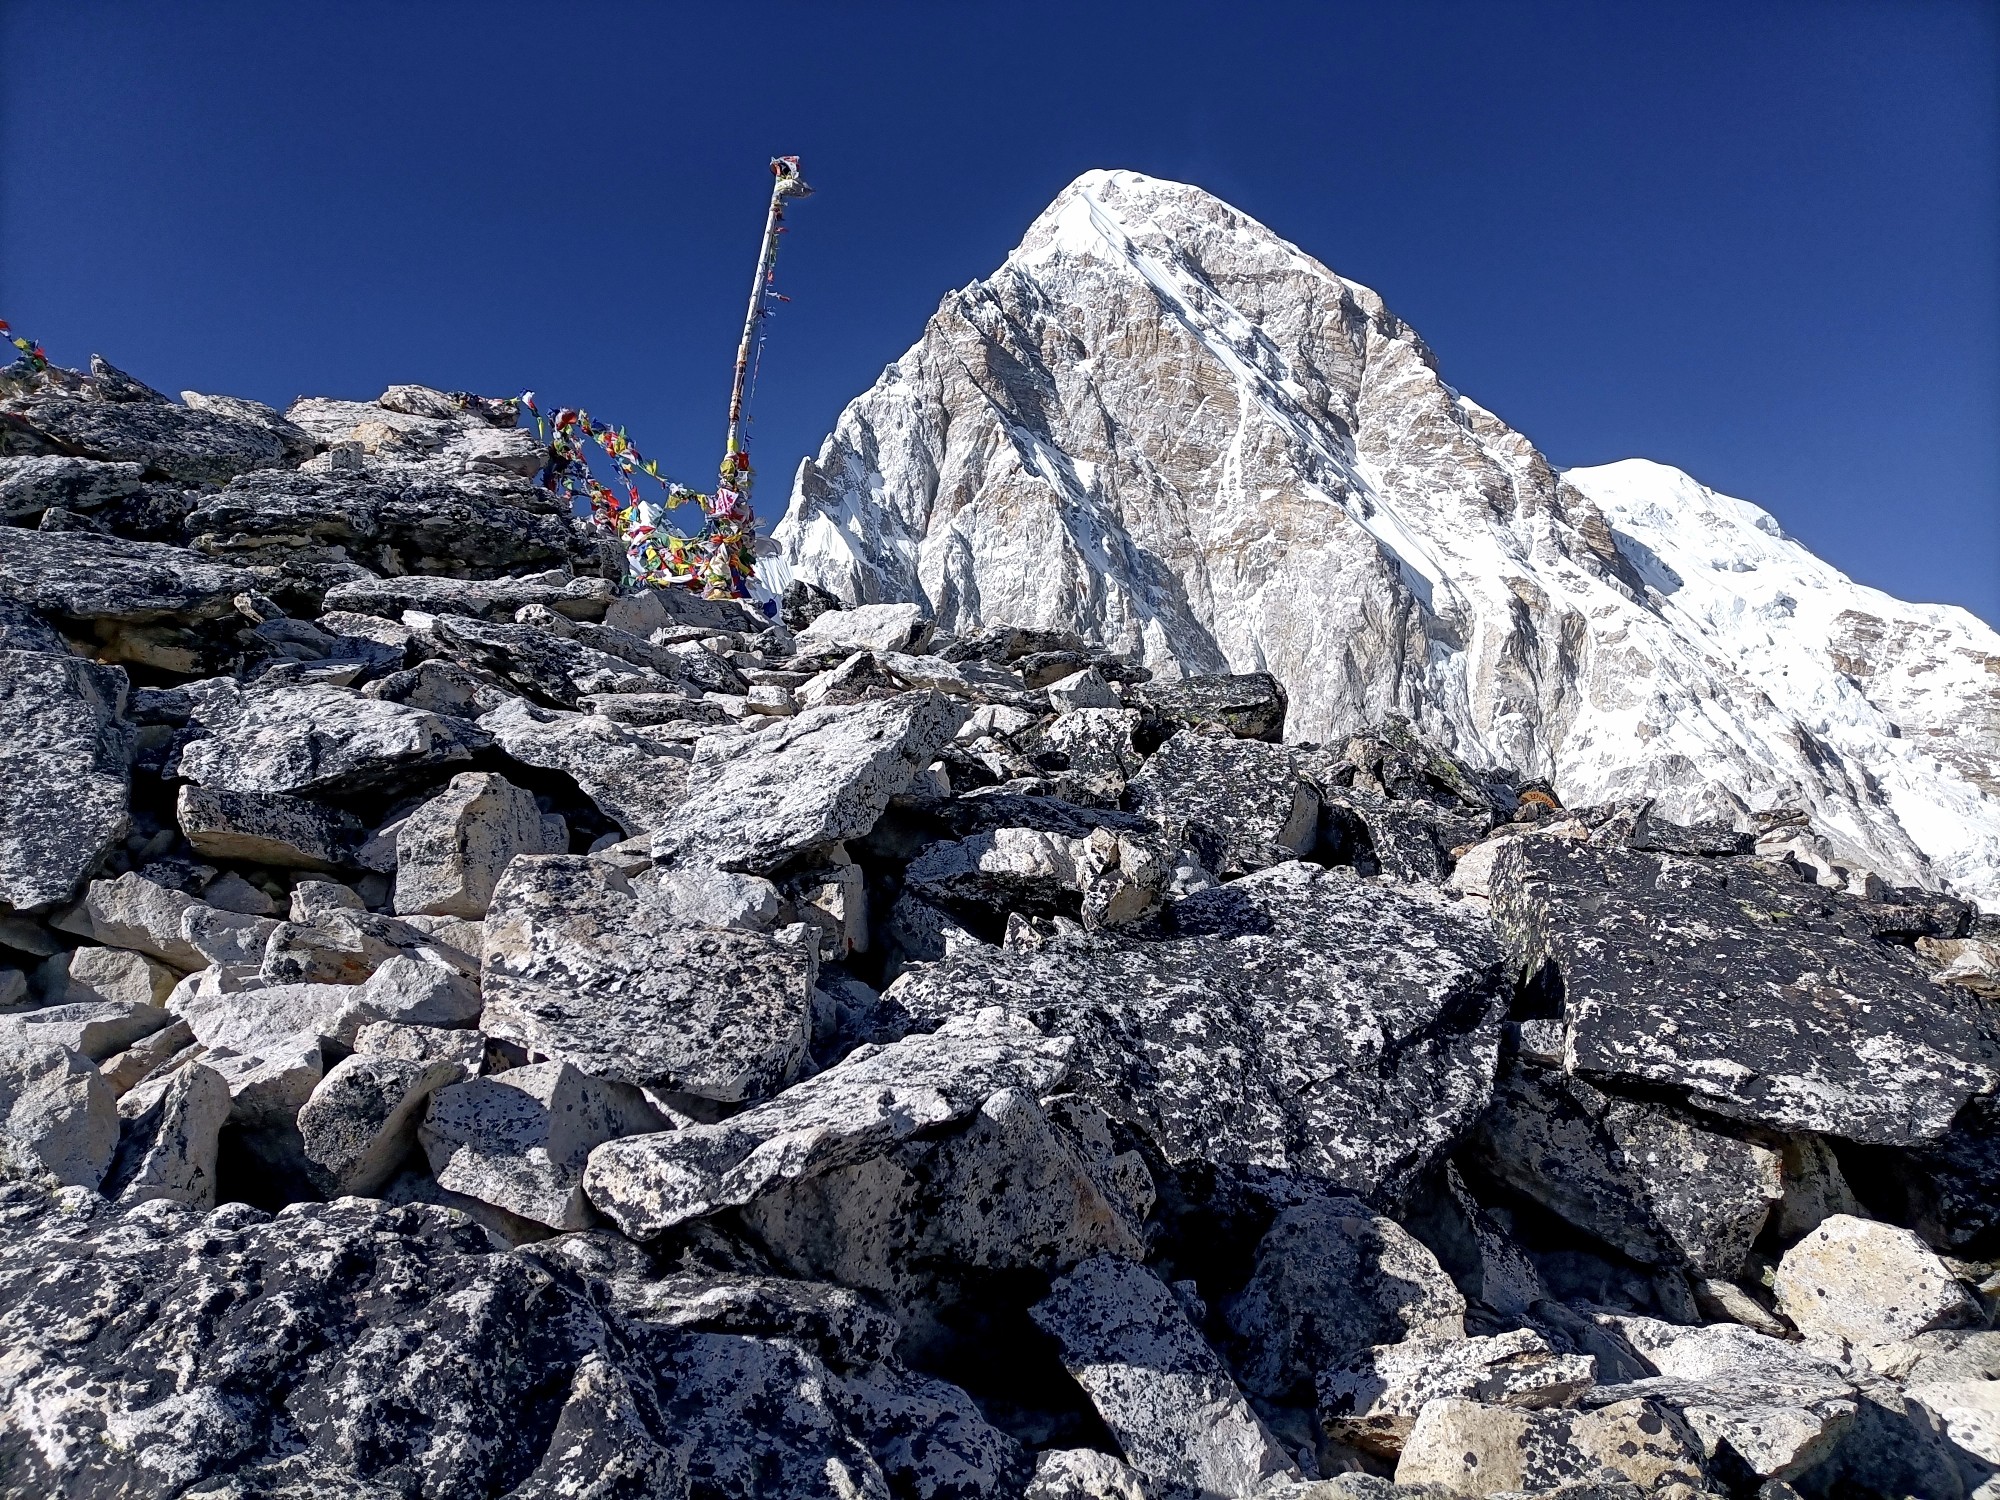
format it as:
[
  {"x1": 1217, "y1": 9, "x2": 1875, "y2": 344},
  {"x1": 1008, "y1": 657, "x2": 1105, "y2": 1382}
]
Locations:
[{"x1": 2, "y1": 231, "x2": 2000, "y2": 1496}]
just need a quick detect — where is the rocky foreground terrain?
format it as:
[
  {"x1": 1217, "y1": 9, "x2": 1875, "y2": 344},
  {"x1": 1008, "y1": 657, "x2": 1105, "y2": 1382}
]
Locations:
[{"x1": 5, "y1": 358, "x2": 2000, "y2": 1500}]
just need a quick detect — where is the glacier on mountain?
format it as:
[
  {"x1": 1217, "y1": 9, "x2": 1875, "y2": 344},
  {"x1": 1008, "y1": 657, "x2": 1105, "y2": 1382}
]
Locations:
[{"x1": 773, "y1": 169, "x2": 2000, "y2": 906}]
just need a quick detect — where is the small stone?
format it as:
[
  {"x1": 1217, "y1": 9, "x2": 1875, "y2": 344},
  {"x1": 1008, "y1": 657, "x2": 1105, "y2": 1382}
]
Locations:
[
  {"x1": 1394, "y1": 1396, "x2": 1707, "y2": 1493},
  {"x1": 61, "y1": 946, "x2": 177, "y2": 1009},
  {"x1": 199, "y1": 871, "x2": 277, "y2": 916},
  {"x1": 1046, "y1": 667, "x2": 1120, "y2": 712},
  {"x1": 353, "y1": 1020, "x2": 485, "y2": 1075},
  {"x1": 394, "y1": 771, "x2": 567, "y2": 918},
  {"x1": 53, "y1": 872, "x2": 208, "y2": 971},
  {"x1": 175, "y1": 783, "x2": 365, "y2": 871},
  {"x1": 1030, "y1": 1254, "x2": 1300, "y2": 1498},
  {"x1": 421, "y1": 1062, "x2": 662, "y2": 1230},
  {"x1": 297, "y1": 1053, "x2": 465, "y2": 1197},
  {"x1": 1774, "y1": 1214, "x2": 1981, "y2": 1348},
  {"x1": 0, "y1": 1038, "x2": 117, "y2": 1187},
  {"x1": 104, "y1": 1061, "x2": 230, "y2": 1209}
]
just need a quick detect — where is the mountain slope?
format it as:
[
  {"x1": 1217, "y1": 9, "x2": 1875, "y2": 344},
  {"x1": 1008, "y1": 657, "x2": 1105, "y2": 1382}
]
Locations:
[{"x1": 773, "y1": 169, "x2": 2000, "y2": 904}]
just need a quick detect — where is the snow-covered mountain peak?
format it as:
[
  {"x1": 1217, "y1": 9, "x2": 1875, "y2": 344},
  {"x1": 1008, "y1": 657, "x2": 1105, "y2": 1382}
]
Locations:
[{"x1": 774, "y1": 173, "x2": 2000, "y2": 905}]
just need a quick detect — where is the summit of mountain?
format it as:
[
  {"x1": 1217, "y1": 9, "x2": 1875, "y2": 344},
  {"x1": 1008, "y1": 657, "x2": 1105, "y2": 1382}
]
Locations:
[{"x1": 773, "y1": 169, "x2": 2000, "y2": 905}]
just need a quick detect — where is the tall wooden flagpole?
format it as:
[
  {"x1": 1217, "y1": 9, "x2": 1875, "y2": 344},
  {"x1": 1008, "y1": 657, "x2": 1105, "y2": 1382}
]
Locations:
[{"x1": 721, "y1": 156, "x2": 812, "y2": 496}]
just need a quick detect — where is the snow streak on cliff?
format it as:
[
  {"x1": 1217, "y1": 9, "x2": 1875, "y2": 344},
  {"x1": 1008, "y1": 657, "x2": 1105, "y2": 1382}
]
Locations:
[{"x1": 774, "y1": 170, "x2": 2000, "y2": 904}]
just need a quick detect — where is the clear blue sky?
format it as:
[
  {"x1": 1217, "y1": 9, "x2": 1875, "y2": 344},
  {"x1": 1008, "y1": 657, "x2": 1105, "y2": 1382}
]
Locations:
[{"x1": 5, "y1": 2, "x2": 1995, "y2": 623}]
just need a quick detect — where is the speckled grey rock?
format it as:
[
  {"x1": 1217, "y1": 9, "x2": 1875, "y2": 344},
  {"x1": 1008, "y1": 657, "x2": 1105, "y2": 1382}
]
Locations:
[
  {"x1": 0, "y1": 1039, "x2": 117, "y2": 1186},
  {"x1": 1221, "y1": 1193, "x2": 1467, "y2": 1404},
  {"x1": 651, "y1": 692, "x2": 964, "y2": 874},
  {"x1": 885, "y1": 861, "x2": 1505, "y2": 1196},
  {"x1": 1490, "y1": 840, "x2": 1999, "y2": 1144},
  {"x1": 0, "y1": 453, "x2": 143, "y2": 518},
  {"x1": 53, "y1": 872, "x2": 205, "y2": 970},
  {"x1": 1030, "y1": 1254, "x2": 1301, "y2": 1498},
  {"x1": 1588, "y1": 1316, "x2": 1859, "y2": 1481},
  {"x1": 104, "y1": 1060, "x2": 230, "y2": 1209},
  {"x1": 481, "y1": 855, "x2": 815, "y2": 1104},
  {"x1": 479, "y1": 696, "x2": 694, "y2": 836},
  {"x1": 0, "y1": 650, "x2": 132, "y2": 910},
  {"x1": 1126, "y1": 729, "x2": 1319, "y2": 877},
  {"x1": 297, "y1": 1051, "x2": 465, "y2": 1196},
  {"x1": 740, "y1": 1086, "x2": 1149, "y2": 1352},
  {"x1": 185, "y1": 465, "x2": 585, "y2": 576},
  {"x1": 175, "y1": 782, "x2": 365, "y2": 870},
  {"x1": 393, "y1": 771, "x2": 565, "y2": 918},
  {"x1": 0, "y1": 1187, "x2": 1027, "y2": 1497},
  {"x1": 176, "y1": 679, "x2": 490, "y2": 797},
  {"x1": 1319, "y1": 1329, "x2": 1597, "y2": 1457},
  {"x1": 584, "y1": 1007, "x2": 1073, "y2": 1238},
  {"x1": 431, "y1": 612, "x2": 680, "y2": 708},
  {"x1": 0, "y1": 527, "x2": 258, "y2": 633},
  {"x1": 1774, "y1": 1215, "x2": 1982, "y2": 1348},
  {"x1": 8, "y1": 393, "x2": 289, "y2": 483},
  {"x1": 1130, "y1": 672, "x2": 1288, "y2": 742},
  {"x1": 1466, "y1": 1058, "x2": 1784, "y2": 1277},
  {"x1": 1397, "y1": 1400, "x2": 1709, "y2": 1494},
  {"x1": 322, "y1": 570, "x2": 615, "y2": 622},
  {"x1": 420, "y1": 1062, "x2": 662, "y2": 1230}
]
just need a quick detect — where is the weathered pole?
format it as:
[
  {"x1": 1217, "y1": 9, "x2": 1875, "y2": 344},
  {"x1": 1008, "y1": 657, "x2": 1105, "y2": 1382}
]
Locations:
[{"x1": 721, "y1": 156, "x2": 812, "y2": 491}]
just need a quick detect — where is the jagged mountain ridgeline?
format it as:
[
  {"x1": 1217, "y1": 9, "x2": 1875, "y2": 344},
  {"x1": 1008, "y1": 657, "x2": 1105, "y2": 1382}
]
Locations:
[
  {"x1": 3, "y1": 173, "x2": 2000, "y2": 1500},
  {"x1": 774, "y1": 170, "x2": 2000, "y2": 910}
]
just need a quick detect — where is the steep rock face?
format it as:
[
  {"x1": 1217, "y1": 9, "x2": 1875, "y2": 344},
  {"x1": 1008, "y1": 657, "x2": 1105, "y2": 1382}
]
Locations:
[{"x1": 773, "y1": 168, "x2": 2000, "y2": 905}]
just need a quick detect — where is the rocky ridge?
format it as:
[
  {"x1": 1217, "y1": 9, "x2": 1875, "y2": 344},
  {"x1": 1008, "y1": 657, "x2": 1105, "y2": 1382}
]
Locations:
[
  {"x1": 771, "y1": 169, "x2": 2000, "y2": 911},
  {"x1": 3, "y1": 350, "x2": 2000, "y2": 1497}
]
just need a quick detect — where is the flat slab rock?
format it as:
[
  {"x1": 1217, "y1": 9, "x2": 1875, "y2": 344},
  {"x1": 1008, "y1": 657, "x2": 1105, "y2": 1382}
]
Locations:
[
  {"x1": 481, "y1": 855, "x2": 815, "y2": 1103},
  {"x1": 0, "y1": 526, "x2": 259, "y2": 626},
  {"x1": 479, "y1": 697, "x2": 694, "y2": 836},
  {"x1": 8, "y1": 393, "x2": 290, "y2": 485},
  {"x1": 583, "y1": 1007, "x2": 1074, "y2": 1238},
  {"x1": 652, "y1": 692, "x2": 964, "y2": 874},
  {"x1": 176, "y1": 679, "x2": 490, "y2": 796},
  {"x1": 884, "y1": 861, "x2": 1506, "y2": 1196},
  {"x1": 0, "y1": 651, "x2": 133, "y2": 910},
  {"x1": 1490, "y1": 839, "x2": 2000, "y2": 1145}
]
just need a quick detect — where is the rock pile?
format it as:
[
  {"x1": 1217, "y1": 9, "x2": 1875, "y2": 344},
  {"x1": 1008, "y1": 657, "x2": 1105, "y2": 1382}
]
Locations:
[{"x1": 3, "y1": 360, "x2": 2000, "y2": 1498}]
